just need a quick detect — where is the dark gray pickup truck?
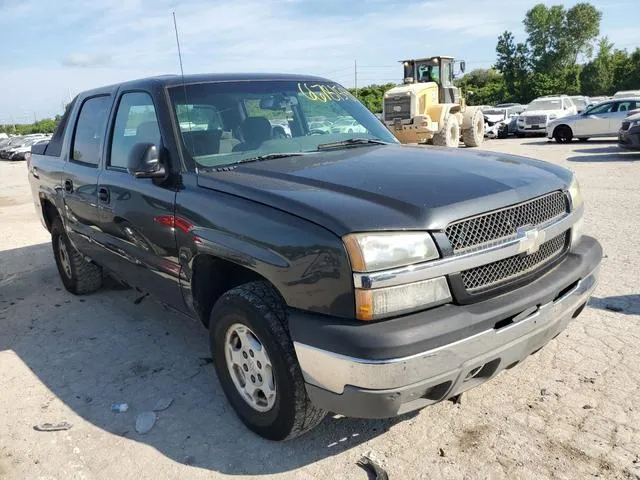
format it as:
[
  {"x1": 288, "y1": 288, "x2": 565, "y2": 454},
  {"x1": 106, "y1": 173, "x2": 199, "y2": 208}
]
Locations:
[{"x1": 28, "y1": 73, "x2": 601, "y2": 440}]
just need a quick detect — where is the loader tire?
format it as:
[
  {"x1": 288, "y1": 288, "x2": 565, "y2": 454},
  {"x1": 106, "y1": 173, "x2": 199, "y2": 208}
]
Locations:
[
  {"x1": 432, "y1": 115, "x2": 460, "y2": 148},
  {"x1": 462, "y1": 108, "x2": 484, "y2": 147}
]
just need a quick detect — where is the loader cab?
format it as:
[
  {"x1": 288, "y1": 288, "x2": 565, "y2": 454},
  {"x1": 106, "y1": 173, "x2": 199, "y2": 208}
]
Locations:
[{"x1": 402, "y1": 56, "x2": 461, "y2": 104}]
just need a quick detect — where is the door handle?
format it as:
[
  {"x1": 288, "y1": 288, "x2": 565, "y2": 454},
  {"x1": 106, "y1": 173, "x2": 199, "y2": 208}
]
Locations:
[
  {"x1": 64, "y1": 179, "x2": 73, "y2": 193},
  {"x1": 98, "y1": 186, "x2": 110, "y2": 203}
]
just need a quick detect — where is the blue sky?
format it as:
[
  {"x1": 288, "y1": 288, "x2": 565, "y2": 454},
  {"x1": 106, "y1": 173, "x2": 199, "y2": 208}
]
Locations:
[{"x1": 1, "y1": 0, "x2": 638, "y2": 122}]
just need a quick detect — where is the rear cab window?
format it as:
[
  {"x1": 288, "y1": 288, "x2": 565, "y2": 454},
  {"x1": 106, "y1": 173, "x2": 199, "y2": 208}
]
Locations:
[
  {"x1": 71, "y1": 95, "x2": 111, "y2": 166},
  {"x1": 45, "y1": 98, "x2": 77, "y2": 157}
]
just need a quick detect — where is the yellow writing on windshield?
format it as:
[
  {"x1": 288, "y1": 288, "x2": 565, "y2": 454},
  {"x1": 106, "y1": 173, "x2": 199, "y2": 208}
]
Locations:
[{"x1": 297, "y1": 83, "x2": 352, "y2": 102}]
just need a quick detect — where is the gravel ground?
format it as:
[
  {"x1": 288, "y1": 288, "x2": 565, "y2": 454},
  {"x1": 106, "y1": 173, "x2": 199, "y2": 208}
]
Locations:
[{"x1": 1, "y1": 137, "x2": 639, "y2": 480}]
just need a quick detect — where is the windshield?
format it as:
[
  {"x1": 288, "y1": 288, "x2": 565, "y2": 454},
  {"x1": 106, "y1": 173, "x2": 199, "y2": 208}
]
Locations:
[
  {"x1": 570, "y1": 97, "x2": 587, "y2": 109},
  {"x1": 528, "y1": 99, "x2": 562, "y2": 111},
  {"x1": 168, "y1": 80, "x2": 397, "y2": 169}
]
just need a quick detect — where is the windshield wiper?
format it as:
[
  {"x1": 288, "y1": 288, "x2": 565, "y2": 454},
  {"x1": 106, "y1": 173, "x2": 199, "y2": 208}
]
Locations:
[
  {"x1": 317, "y1": 138, "x2": 389, "y2": 151},
  {"x1": 213, "y1": 152, "x2": 308, "y2": 170}
]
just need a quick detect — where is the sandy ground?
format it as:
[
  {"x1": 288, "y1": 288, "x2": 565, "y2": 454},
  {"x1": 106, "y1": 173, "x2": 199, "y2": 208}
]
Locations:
[{"x1": 1, "y1": 137, "x2": 639, "y2": 480}]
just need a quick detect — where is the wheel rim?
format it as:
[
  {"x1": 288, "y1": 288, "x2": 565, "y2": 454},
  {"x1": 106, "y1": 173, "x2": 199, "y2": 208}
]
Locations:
[
  {"x1": 58, "y1": 236, "x2": 72, "y2": 279},
  {"x1": 224, "y1": 323, "x2": 276, "y2": 412}
]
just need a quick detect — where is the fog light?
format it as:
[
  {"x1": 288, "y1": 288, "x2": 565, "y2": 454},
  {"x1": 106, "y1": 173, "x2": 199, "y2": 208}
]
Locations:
[{"x1": 355, "y1": 276, "x2": 451, "y2": 321}]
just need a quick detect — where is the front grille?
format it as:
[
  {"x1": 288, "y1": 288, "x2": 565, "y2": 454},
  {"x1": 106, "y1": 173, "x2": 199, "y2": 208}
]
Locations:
[
  {"x1": 621, "y1": 121, "x2": 631, "y2": 131},
  {"x1": 460, "y1": 232, "x2": 568, "y2": 292},
  {"x1": 384, "y1": 96, "x2": 411, "y2": 121},
  {"x1": 445, "y1": 191, "x2": 568, "y2": 253},
  {"x1": 525, "y1": 115, "x2": 546, "y2": 125}
]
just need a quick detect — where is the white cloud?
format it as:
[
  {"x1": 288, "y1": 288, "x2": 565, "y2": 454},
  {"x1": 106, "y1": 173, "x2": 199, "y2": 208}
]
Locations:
[{"x1": 62, "y1": 53, "x2": 112, "y2": 68}]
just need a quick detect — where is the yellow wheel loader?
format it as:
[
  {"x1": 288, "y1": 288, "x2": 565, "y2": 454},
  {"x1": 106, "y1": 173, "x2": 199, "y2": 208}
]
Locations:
[{"x1": 383, "y1": 56, "x2": 484, "y2": 148}]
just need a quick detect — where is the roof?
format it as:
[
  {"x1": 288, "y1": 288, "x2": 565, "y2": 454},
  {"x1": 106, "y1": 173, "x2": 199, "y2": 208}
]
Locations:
[
  {"x1": 400, "y1": 56, "x2": 455, "y2": 62},
  {"x1": 76, "y1": 72, "x2": 334, "y2": 97}
]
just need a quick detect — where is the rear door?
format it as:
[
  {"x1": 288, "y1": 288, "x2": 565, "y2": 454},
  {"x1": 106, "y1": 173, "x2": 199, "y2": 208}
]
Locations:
[
  {"x1": 94, "y1": 90, "x2": 183, "y2": 309},
  {"x1": 610, "y1": 100, "x2": 638, "y2": 134},
  {"x1": 576, "y1": 101, "x2": 616, "y2": 136},
  {"x1": 63, "y1": 95, "x2": 112, "y2": 258}
]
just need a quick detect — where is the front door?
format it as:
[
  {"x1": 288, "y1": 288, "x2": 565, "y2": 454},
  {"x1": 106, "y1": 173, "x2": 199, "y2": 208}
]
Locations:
[
  {"x1": 95, "y1": 91, "x2": 184, "y2": 310},
  {"x1": 63, "y1": 95, "x2": 112, "y2": 260},
  {"x1": 576, "y1": 101, "x2": 616, "y2": 136}
]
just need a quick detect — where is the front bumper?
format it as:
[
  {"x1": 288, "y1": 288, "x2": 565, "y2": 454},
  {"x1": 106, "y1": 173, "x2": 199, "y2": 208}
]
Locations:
[
  {"x1": 618, "y1": 126, "x2": 640, "y2": 150},
  {"x1": 291, "y1": 236, "x2": 601, "y2": 418}
]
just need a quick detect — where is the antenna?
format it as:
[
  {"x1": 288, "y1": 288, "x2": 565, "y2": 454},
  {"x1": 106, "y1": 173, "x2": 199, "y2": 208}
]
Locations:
[
  {"x1": 172, "y1": 12, "x2": 185, "y2": 81},
  {"x1": 172, "y1": 11, "x2": 195, "y2": 167}
]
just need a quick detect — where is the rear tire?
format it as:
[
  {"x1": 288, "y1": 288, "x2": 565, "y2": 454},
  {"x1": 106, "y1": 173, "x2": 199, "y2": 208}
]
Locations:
[
  {"x1": 554, "y1": 125, "x2": 573, "y2": 143},
  {"x1": 462, "y1": 109, "x2": 484, "y2": 147},
  {"x1": 210, "y1": 281, "x2": 326, "y2": 440},
  {"x1": 433, "y1": 115, "x2": 460, "y2": 148},
  {"x1": 51, "y1": 217, "x2": 102, "y2": 294}
]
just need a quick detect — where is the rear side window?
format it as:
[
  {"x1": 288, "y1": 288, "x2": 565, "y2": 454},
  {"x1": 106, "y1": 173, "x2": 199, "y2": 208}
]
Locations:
[
  {"x1": 45, "y1": 98, "x2": 77, "y2": 157},
  {"x1": 71, "y1": 95, "x2": 111, "y2": 165},
  {"x1": 109, "y1": 92, "x2": 161, "y2": 169}
]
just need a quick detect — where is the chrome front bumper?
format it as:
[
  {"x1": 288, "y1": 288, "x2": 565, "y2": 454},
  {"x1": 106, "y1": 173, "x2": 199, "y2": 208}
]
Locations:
[{"x1": 295, "y1": 266, "x2": 598, "y2": 398}]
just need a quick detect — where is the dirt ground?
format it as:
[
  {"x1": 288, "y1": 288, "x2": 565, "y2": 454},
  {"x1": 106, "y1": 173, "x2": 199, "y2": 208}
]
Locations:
[{"x1": 1, "y1": 137, "x2": 639, "y2": 480}]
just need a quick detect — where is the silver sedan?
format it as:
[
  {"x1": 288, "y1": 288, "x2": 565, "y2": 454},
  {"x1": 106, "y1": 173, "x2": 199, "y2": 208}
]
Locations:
[{"x1": 546, "y1": 97, "x2": 640, "y2": 143}]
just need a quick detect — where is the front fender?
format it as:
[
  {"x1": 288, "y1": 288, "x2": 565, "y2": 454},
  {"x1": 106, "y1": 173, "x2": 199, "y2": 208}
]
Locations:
[{"x1": 175, "y1": 182, "x2": 355, "y2": 318}]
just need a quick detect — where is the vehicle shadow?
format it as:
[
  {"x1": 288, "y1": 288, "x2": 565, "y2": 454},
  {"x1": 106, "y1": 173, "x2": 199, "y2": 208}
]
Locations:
[
  {"x1": 567, "y1": 151, "x2": 640, "y2": 162},
  {"x1": 572, "y1": 145, "x2": 625, "y2": 154},
  {"x1": 589, "y1": 295, "x2": 640, "y2": 315},
  {"x1": 0, "y1": 243, "x2": 416, "y2": 475}
]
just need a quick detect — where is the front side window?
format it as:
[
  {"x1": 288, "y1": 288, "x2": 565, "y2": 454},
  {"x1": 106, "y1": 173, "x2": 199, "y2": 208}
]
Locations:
[
  {"x1": 168, "y1": 80, "x2": 397, "y2": 169},
  {"x1": 587, "y1": 102, "x2": 615, "y2": 115},
  {"x1": 110, "y1": 92, "x2": 161, "y2": 169},
  {"x1": 71, "y1": 95, "x2": 111, "y2": 165}
]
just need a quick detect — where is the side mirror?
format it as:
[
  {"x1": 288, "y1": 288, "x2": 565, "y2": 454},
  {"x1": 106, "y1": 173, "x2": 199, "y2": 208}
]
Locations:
[
  {"x1": 127, "y1": 143, "x2": 166, "y2": 179},
  {"x1": 460, "y1": 61, "x2": 466, "y2": 73}
]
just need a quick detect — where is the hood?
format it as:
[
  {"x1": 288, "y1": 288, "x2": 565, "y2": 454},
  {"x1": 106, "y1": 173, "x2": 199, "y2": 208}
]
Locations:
[
  {"x1": 197, "y1": 145, "x2": 572, "y2": 236},
  {"x1": 484, "y1": 113, "x2": 506, "y2": 123},
  {"x1": 520, "y1": 109, "x2": 564, "y2": 117},
  {"x1": 626, "y1": 111, "x2": 640, "y2": 121}
]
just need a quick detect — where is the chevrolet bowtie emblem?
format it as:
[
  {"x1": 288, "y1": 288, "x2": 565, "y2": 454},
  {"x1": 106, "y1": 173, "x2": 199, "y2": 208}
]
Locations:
[{"x1": 517, "y1": 225, "x2": 545, "y2": 255}]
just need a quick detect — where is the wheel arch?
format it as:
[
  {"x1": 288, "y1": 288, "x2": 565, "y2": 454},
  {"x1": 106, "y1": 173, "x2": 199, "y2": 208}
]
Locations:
[
  {"x1": 552, "y1": 123, "x2": 573, "y2": 137},
  {"x1": 40, "y1": 197, "x2": 60, "y2": 232},
  {"x1": 191, "y1": 254, "x2": 279, "y2": 327}
]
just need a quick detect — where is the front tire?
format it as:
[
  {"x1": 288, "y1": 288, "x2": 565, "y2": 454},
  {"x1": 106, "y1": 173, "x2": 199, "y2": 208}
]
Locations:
[
  {"x1": 433, "y1": 115, "x2": 460, "y2": 148},
  {"x1": 554, "y1": 125, "x2": 573, "y2": 143},
  {"x1": 462, "y1": 109, "x2": 484, "y2": 147},
  {"x1": 51, "y1": 217, "x2": 102, "y2": 294},
  {"x1": 210, "y1": 281, "x2": 326, "y2": 440}
]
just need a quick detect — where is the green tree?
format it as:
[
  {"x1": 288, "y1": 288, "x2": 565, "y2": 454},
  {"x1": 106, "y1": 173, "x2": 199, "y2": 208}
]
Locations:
[
  {"x1": 348, "y1": 83, "x2": 397, "y2": 113},
  {"x1": 495, "y1": 31, "x2": 530, "y2": 101},
  {"x1": 579, "y1": 37, "x2": 615, "y2": 95},
  {"x1": 456, "y1": 69, "x2": 507, "y2": 105}
]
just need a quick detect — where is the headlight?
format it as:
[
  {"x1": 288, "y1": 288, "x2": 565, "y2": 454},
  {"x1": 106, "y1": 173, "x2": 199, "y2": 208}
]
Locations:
[
  {"x1": 567, "y1": 176, "x2": 583, "y2": 211},
  {"x1": 343, "y1": 232, "x2": 439, "y2": 272}
]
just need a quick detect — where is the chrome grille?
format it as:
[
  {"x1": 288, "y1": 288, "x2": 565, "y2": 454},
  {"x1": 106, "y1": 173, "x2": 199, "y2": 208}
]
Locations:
[
  {"x1": 384, "y1": 96, "x2": 411, "y2": 121},
  {"x1": 525, "y1": 115, "x2": 546, "y2": 125},
  {"x1": 460, "y1": 232, "x2": 568, "y2": 292},
  {"x1": 445, "y1": 191, "x2": 568, "y2": 253}
]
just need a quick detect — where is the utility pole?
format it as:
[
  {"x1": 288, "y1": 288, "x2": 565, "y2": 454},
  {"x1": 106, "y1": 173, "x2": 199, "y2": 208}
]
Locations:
[
  {"x1": 354, "y1": 59, "x2": 358, "y2": 98},
  {"x1": 33, "y1": 111, "x2": 37, "y2": 123}
]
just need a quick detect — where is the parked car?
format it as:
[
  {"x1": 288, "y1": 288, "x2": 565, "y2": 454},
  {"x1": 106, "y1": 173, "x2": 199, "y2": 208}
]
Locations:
[
  {"x1": 8, "y1": 138, "x2": 49, "y2": 161},
  {"x1": 331, "y1": 117, "x2": 366, "y2": 134},
  {"x1": 28, "y1": 73, "x2": 601, "y2": 441},
  {"x1": 613, "y1": 90, "x2": 640, "y2": 99},
  {"x1": 517, "y1": 95, "x2": 577, "y2": 136},
  {"x1": 482, "y1": 105, "x2": 524, "y2": 138},
  {"x1": 569, "y1": 95, "x2": 591, "y2": 114},
  {"x1": 618, "y1": 110, "x2": 640, "y2": 150},
  {"x1": 308, "y1": 120, "x2": 332, "y2": 134},
  {"x1": 1, "y1": 135, "x2": 48, "y2": 159},
  {"x1": 546, "y1": 97, "x2": 640, "y2": 143}
]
